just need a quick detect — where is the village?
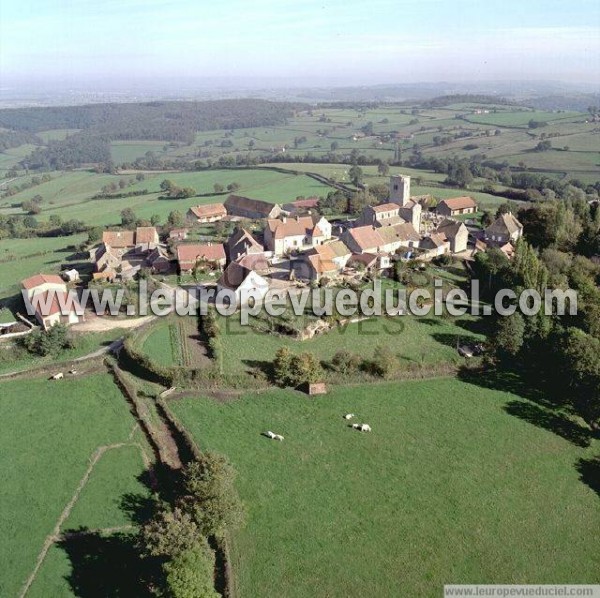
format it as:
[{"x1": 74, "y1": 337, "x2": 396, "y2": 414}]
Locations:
[{"x1": 17, "y1": 174, "x2": 523, "y2": 329}]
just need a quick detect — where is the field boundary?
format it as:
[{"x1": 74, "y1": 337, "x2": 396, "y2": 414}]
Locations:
[{"x1": 19, "y1": 438, "x2": 144, "y2": 598}]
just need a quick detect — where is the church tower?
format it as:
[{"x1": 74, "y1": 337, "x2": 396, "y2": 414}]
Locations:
[{"x1": 390, "y1": 174, "x2": 410, "y2": 207}]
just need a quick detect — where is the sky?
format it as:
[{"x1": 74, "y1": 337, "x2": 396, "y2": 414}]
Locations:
[{"x1": 1, "y1": 0, "x2": 599, "y2": 87}]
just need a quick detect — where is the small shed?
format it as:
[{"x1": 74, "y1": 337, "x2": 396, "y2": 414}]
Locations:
[{"x1": 302, "y1": 382, "x2": 327, "y2": 396}]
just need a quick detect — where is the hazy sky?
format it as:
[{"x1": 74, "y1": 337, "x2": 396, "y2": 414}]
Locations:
[{"x1": 1, "y1": 0, "x2": 599, "y2": 86}]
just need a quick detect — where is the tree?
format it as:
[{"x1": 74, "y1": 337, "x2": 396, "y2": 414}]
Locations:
[
  {"x1": 330, "y1": 141, "x2": 339, "y2": 152},
  {"x1": 120, "y1": 208, "x2": 137, "y2": 228},
  {"x1": 87, "y1": 226, "x2": 103, "y2": 244},
  {"x1": 180, "y1": 453, "x2": 245, "y2": 537},
  {"x1": 21, "y1": 324, "x2": 73, "y2": 356},
  {"x1": 273, "y1": 346, "x2": 294, "y2": 386},
  {"x1": 213, "y1": 183, "x2": 224, "y2": 193},
  {"x1": 561, "y1": 328, "x2": 600, "y2": 431},
  {"x1": 492, "y1": 312, "x2": 525, "y2": 359},
  {"x1": 377, "y1": 162, "x2": 390, "y2": 176},
  {"x1": 481, "y1": 210, "x2": 493, "y2": 228},
  {"x1": 139, "y1": 506, "x2": 200, "y2": 559},
  {"x1": 227, "y1": 182, "x2": 240, "y2": 192},
  {"x1": 160, "y1": 179, "x2": 176, "y2": 193},
  {"x1": 168, "y1": 210, "x2": 185, "y2": 227},
  {"x1": 349, "y1": 165, "x2": 363, "y2": 187},
  {"x1": 163, "y1": 543, "x2": 219, "y2": 598},
  {"x1": 150, "y1": 214, "x2": 161, "y2": 226}
]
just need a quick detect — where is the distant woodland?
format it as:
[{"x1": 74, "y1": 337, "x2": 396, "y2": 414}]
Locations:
[{"x1": 0, "y1": 99, "x2": 299, "y2": 169}]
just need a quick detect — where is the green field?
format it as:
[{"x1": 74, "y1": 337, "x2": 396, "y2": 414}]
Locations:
[
  {"x1": 171, "y1": 378, "x2": 600, "y2": 597},
  {"x1": 0, "y1": 373, "x2": 146, "y2": 597},
  {"x1": 218, "y1": 310, "x2": 484, "y2": 379},
  {"x1": 0, "y1": 233, "x2": 86, "y2": 300},
  {"x1": 141, "y1": 318, "x2": 180, "y2": 367}
]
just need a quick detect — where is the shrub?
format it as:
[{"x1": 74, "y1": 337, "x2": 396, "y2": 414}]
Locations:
[
  {"x1": 330, "y1": 350, "x2": 363, "y2": 375},
  {"x1": 20, "y1": 324, "x2": 73, "y2": 356},
  {"x1": 163, "y1": 542, "x2": 219, "y2": 598}
]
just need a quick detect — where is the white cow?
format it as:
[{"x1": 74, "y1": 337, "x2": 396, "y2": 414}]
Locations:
[
  {"x1": 266, "y1": 431, "x2": 284, "y2": 441},
  {"x1": 69, "y1": 369, "x2": 78, "y2": 375},
  {"x1": 344, "y1": 413, "x2": 355, "y2": 420},
  {"x1": 273, "y1": 434, "x2": 284, "y2": 441},
  {"x1": 352, "y1": 423, "x2": 371, "y2": 432},
  {"x1": 50, "y1": 372, "x2": 64, "y2": 380}
]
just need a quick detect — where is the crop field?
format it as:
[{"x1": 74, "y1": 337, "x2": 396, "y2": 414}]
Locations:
[
  {"x1": 141, "y1": 318, "x2": 181, "y2": 367},
  {"x1": 462, "y1": 110, "x2": 581, "y2": 128},
  {"x1": 171, "y1": 378, "x2": 600, "y2": 597},
  {"x1": 0, "y1": 372, "x2": 148, "y2": 597},
  {"x1": 217, "y1": 311, "x2": 484, "y2": 379}
]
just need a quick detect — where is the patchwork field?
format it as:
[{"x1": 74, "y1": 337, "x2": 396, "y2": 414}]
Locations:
[
  {"x1": 171, "y1": 378, "x2": 600, "y2": 597},
  {"x1": 0, "y1": 372, "x2": 150, "y2": 597}
]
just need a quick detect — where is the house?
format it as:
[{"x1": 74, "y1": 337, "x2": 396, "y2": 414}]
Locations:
[
  {"x1": 147, "y1": 247, "x2": 172, "y2": 273},
  {"x1": 177, "y1": 243, "x2": 226, "y2": 273},
  {"x1": 216, "y1": 261, "x2": 270, "y2": 307},
  {"x1": 434, "y1": 219, "x2": 469, "y2": 253},
  {"x1": 21, "y1": 274, "x2": 83, "y2": 329},
  {"x1": 186, "y1": 203, "x2": 227, "y2": 224},
  {"x1": 282, "y1": 197, "x2": 320, "y2": 213},
  {"x1": 378, "y1": 223, "x2": 421, "y2": 251},
  {"x1": 436, "y1": 197, "x2": 478, "y2": 217},
  {"x1": 326, "y1": 240, "x2": 353, "y2": 270},
  {"x1": 348, "y1": 253, "x2": 391, "y2": 272},
  {"x1": 343, "y1": 226, "x2": 386, "y2": 254},
  {"x1": 224, "y1": 194, "x2": 281, "y2": 220},
  {"x1": 485, "y1": 212, "x2": 523, "y2": 245},
  {"x1": 169, "y1": 228, "x2": 189, "y2": 241},
  {"x1": 264, "y1": 215, "x2": 332, "y2": 256},
  {"x1": 225, "y1": 228, "x2": 264, "y2": 263},
  {"x1": 102, "y1": 226, "x2": 159, "y2": 250},
  {"x1": 135, "y1": 227, "x2": 160, "y2": 250},
  {"x1": 420, "y1": 233, "x2": 450, "y2": 256},
  {"x1": 357, "y1": 203, "x2": 405, "y2": 228},
  {"x1": 302, "y1": 244, "x2": 339, "y2": 281}
]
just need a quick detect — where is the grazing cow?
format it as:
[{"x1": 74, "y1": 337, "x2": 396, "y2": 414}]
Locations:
[
  {"x1": 69, "y1": 369, "x2": 78, "y2": 375},
  {"x1": 352, "y1": 423, "x2": 371, "y2": 432},
  {"x1": 50, "y1": 372, "x2": 64, "y2": 380},
  {"x1": 344, "y1": 413, "x2": 355, "y2": 420},
  {"x1": 273, "y1": 434, "x2": 284, "y2": 441},
  {"x1": 266, "y1": 431, "x2": 276, "y2": 439}
]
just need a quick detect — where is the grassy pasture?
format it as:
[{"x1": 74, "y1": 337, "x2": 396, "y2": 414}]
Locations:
[
  {"x1": 110, "y1": 140, "x2": 168, "y2": 163},
  {"x1": 0, "y1": 373, "x2": 142, "y2": 597},
  {"x1": 217, "y1": 311, "x2": 484, "y2": 379},
  {"x1": 463, "y1": 110, "x2": 580, "y2": 128},
  {"x1": 36, "y1": 129, "x2": 81, "y2": 143},
  {"x1": 171, "y1": 378, "x2": 600, "y2": 597},
  {"x1": 141, "y1": 318, "x2": 180, "y2": 367},
  {"x1": 0, "y1": 233, "x2": 86, "y2": 300}
]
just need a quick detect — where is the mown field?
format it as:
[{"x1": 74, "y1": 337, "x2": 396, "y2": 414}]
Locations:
[
  {"x1": 171, "y1": 378, "x2": 600, "y2": 597},
  {"x1": 0, "y1": 372, "x2": 150, "y2": 597}
]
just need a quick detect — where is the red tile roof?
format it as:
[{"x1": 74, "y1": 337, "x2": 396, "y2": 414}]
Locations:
[
  {"x1": 347, "y1": 226, "x2": 385, "y2": 251},
  {"x1": 372, "y1": 202, "x2": 400, "y2": 213},
  {"x1": 188, "y1": 203, "x2": 227, "y2": 219},
  {"x1": 135, "y1": 226, "x2": 159, "y2": 245},
  {"x1": 438, "y1": 196, "x2": 477, "y2": 211},
  {"x1": 177, "y1": 243, "x2": 225, "y2": 266},
  {"x1": 102, "y1": 230, "x2": 136, "y2": 248},
  {"x1": 21, "y1": 274, "x2": 65, "y2": 290}
]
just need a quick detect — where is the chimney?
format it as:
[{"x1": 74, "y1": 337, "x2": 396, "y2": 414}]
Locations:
[{"x1": 282, "y1": 216, "x2": 287, "y2": 223}]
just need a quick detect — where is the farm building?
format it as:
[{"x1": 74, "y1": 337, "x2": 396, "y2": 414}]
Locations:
[
  {"x1": 177, "y1": 243, "x2": 226, "y2": 272},
  {"x1": 21, "y1": 274, "x2": 83, "y2": 329},
  {"x1": 484, "y1": 212, "x2": 523, "y2": 245},
  {"x1": 302, "y1": 244, "x2": 339, "y2": 282},
  {"x1": 264, "y1": 215, "x2": 332, "y2": 256},
  {"x1": 282, "y1": 197, "x2": 320, "y2": 213},
  {"x1": 217, "y1": 262, "x2": 270, "y2": 307},
  {"x1": 225, "y1": 228, "x2": 265, "y2": 263},
  {"x1": 436, "y1": 197, "x2": 478, "y2": 217},
  {"x1": 186, "y1": 203, "x2": 227, "y2": 224},
  {"x1": 357, "y1": 203, "x2": 405, "y2": 228},
  {"x1": 169, "y1": 228, "x2": 189, "y2": 241},
  {"x1": 433, "y1": 220, "x2": 469, "y2": 253},
  {"x1": 420, "y1": 233, "x2": 450, "y2": 257},
  {"x1": 224, "y1": 194, "x2": 281, "y2": 220},
  {"x1": 102, "y1": 226, "x2": 159, "y2": 250}
]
